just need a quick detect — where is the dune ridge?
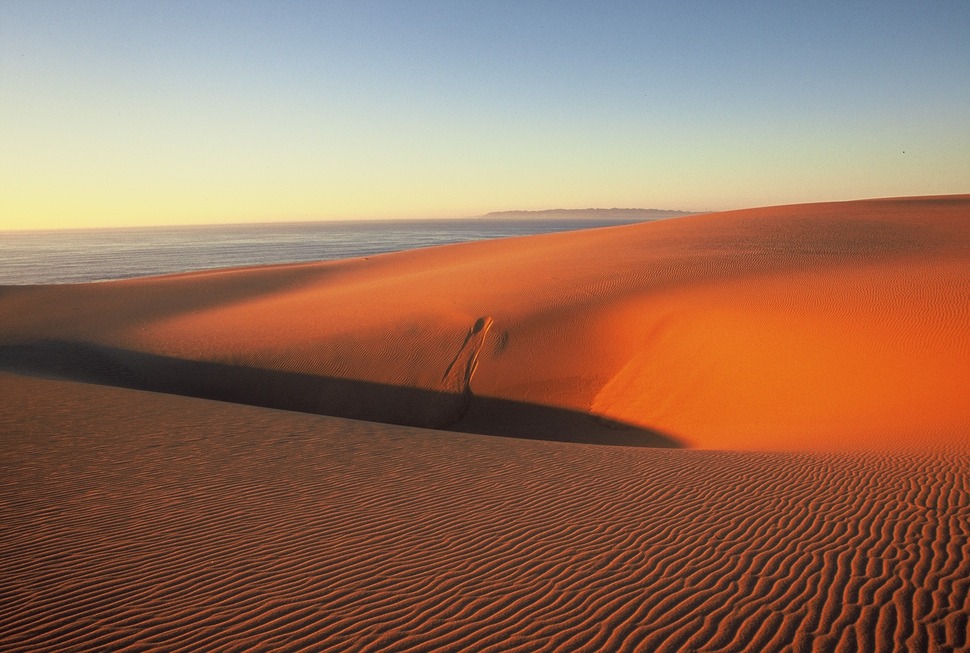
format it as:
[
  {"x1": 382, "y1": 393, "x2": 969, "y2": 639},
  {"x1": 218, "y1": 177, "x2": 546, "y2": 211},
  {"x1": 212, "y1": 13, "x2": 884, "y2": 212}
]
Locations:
[
  {"x1": 1, "y1": 195, "x2": 969, "y2": 650},
  {"x1": 1, "y1": 195, "x2": 968, "y2": 450}
]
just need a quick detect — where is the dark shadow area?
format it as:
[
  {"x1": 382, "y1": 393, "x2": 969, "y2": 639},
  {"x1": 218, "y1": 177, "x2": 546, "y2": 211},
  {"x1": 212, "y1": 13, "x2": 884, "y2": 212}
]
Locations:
[{"x1": 0, "y1": 339, "x2": 681, "y2": 448}]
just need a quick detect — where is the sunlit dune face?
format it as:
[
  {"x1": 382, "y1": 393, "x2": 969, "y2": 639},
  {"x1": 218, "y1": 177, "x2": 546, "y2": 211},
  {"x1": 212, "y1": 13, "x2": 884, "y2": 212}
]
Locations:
[{"x1": 590, "y1": 258, "x2": 969, "y2": 450}]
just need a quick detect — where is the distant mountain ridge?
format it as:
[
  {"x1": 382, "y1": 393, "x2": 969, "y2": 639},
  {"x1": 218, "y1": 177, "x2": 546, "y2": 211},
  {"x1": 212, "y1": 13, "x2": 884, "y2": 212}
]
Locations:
[{"x1": 481, "y1": 208, "x2": 696, "y2": 220}]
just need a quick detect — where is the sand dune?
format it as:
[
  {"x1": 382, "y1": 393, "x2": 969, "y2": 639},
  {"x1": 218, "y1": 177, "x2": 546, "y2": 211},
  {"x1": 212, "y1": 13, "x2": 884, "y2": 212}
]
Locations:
[
  {"x1": 1, "y1": 195, "x2": 969, "y2": 650},
  {"x1": 1, "y1": 195, "x2": 968, "y2": 449}
]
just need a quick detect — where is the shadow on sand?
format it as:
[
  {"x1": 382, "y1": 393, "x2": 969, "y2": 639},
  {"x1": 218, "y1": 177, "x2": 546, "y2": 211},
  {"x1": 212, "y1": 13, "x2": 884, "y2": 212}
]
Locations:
[{"x1": 0, "y1": 339, "x2": 681, "y2": 448}]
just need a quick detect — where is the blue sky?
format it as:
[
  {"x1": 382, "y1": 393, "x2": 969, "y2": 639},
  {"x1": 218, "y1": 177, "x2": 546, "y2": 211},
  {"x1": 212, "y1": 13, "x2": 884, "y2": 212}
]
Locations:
[{"x1": 1, "y1": 1, "x2": 968, "y2": 228}]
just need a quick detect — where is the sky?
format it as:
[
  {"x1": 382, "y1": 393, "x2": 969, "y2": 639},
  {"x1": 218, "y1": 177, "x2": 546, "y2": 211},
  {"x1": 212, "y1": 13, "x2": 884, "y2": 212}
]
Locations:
[{"x1": 1, "y1": 1, "x2": 968, "y2": 230}]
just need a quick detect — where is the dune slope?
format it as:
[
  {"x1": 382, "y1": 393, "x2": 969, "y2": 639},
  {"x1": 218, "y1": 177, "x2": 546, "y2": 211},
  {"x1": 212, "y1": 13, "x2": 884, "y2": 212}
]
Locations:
[
  {"x1": 1, "y1": 195, "x2": 969, "y2": 650},
  {"x1": 1, "y1": 195, "x2": 968, "y2": 449}
]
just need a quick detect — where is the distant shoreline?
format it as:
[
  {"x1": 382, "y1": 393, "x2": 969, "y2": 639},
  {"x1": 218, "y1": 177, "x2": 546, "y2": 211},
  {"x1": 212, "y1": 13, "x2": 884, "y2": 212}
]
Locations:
[{"x1": 481, "y1": 208, "x2": 697, "y2": 220}]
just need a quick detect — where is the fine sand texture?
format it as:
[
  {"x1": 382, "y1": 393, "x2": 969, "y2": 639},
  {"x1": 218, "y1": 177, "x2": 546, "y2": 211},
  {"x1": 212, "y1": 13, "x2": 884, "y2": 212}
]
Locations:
[{"x1": 1, "y1": 195, "x2": 969, "y2": 650}]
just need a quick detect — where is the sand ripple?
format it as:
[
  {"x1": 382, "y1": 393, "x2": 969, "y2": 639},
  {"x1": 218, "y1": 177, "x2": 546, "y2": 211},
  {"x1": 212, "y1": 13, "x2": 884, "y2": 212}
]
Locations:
[{"x1": 2, "y1": 375, "x2": 968, "y2": 651}]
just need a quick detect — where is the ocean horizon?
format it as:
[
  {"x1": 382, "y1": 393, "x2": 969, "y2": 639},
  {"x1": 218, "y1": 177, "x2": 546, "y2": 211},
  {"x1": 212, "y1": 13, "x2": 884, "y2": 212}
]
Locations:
[{"x1": 0, "y1": 216, "x2": 655, "y2": 285}]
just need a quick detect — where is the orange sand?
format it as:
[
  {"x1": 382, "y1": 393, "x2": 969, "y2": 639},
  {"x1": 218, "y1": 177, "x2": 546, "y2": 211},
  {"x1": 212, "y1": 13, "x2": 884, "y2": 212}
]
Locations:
[{"x1": 1, "y1": 195, "x2": 968, "y2": 650}]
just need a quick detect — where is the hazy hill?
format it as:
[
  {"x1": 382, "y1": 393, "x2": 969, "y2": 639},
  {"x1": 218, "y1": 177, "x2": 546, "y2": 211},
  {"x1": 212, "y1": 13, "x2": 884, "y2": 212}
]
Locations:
[{"x1": 481, "y1": 208, "x2": 697, "y2": 220}]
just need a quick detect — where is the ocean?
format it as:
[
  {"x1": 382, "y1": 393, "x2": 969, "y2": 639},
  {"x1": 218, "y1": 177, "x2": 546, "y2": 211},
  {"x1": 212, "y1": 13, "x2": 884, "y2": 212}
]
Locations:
[{"x1": 0, "y1": 217, "x2": 648, "y2": 285}]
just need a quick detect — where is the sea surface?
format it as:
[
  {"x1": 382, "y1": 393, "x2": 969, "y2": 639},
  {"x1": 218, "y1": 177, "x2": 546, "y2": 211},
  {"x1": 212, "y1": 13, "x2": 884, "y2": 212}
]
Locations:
[{"x1": 0, "y1": 218, "x2": 649, "y2": 285}]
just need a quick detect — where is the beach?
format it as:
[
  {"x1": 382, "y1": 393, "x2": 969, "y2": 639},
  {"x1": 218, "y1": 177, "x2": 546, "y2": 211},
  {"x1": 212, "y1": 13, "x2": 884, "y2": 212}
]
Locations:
[{"x1": 2, "y1": 195, "x2": 969, "y2": 651}]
